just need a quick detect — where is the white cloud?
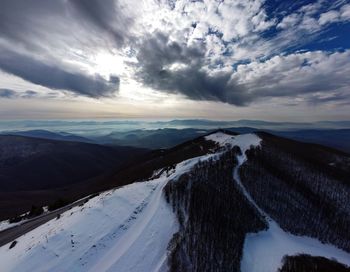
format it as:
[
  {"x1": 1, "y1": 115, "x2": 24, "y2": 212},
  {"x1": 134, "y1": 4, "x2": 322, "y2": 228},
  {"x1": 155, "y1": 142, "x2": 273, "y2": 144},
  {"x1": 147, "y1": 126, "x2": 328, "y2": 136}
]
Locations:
[
  {"x1": 232, "y1": 50, "x2": 350, "y2": 103},
  {"x1": 319, "y1": 10, "x2": 340, "y2": 25},
  {"x1": 277, "y1": 14, "x2": 301, "y2": 29},
  {"x1": 317, "y1": 4, "x2": 350, "y2": 26},
  {"x1": 340, "y1": 4, "x2": 350, "y2": 19}
]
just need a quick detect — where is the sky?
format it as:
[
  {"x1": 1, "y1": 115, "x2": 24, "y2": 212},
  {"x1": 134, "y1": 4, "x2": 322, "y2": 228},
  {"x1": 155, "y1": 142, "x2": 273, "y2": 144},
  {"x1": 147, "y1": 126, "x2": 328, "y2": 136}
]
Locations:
[{"x1": 0, "y1": 0, "x2": 350, "y2": 121}]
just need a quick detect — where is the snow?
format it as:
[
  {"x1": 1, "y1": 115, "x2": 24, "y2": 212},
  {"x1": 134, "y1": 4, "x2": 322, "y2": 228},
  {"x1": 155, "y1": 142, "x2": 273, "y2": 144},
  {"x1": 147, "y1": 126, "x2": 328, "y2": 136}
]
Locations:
[
  {"x1": 205, "y1": 132, "x2": 261, "y2": 153},
  {"x1": 0, "y1": 174, "x2": 178, "y2": 271},
  {"x1": 85, "y1": 176, "x2": 175, "y2": 272},
  {"x1": 0, "y1": 207, "x2": 49, "y2": 232},
  {"x1": 226, "y1": 133, "x2": 350, "y2": 272},
  {"x1": 242, "y1": 221, "x2": 350, "y2": 272},
  {"x1": 0, "y1": 212, "x2": 31, "y2": 232},
  {"x1": 0, "y1": 220, "x2": 24, "y2": 232},
  {"x1": 205, "y1": 131, "x2": 234, "y2": 146},
  {"x1": 0, "y1": 150, "x2": 216, "y2": 272},
  {"x1": 232, "y1": 135, "x2": 267, "y2": 218}
]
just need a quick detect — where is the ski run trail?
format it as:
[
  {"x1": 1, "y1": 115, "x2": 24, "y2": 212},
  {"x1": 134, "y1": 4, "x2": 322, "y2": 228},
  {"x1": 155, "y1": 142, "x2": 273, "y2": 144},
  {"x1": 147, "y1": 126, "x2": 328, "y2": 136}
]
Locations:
[{"x1": 0, "y1": 132, "x2": 349, "y2": 272}]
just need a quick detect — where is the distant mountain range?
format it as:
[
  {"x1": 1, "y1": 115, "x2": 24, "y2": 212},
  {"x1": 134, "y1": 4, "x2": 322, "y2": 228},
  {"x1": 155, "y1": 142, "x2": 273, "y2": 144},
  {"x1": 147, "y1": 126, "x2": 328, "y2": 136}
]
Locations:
[
  {"x1": 91, "y1": 127, "x2": 350, "y2": 153},
  {"x1": 0, "y1": 129, "x2": 93, "y2": 143},
  {"x1": 3, "y1": 127, "x2": 350, "y2": 153},
  {"x1": 1, "y1": 119, "x2": 349, "y2": 134},
  {"x1": 154, "y1": 119, "x2": 350, "y2": 129}
]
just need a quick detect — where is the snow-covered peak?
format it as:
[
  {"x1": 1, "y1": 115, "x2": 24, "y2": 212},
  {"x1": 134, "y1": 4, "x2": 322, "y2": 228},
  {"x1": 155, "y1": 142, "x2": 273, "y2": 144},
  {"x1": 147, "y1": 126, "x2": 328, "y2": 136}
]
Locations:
[
  {"x1": 205, "y1": 132, "x2": 261, "y2": 153},
  {"x1": 204, "y1": 131, "x2": 234, "y2": 146}
]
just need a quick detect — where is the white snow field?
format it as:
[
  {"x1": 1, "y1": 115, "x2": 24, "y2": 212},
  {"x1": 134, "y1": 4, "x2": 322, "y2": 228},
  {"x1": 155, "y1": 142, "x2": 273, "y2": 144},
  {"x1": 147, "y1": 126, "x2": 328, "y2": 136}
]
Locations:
[
  {"x1": 0, "y1": 176, "x2": 177, "y2": 272},
  {"x1": 0, "y1": 143, "x2": 219, "y2": 272},
  {"x1": 1, "y1": 132, "x2": 349, "y2": 272}
]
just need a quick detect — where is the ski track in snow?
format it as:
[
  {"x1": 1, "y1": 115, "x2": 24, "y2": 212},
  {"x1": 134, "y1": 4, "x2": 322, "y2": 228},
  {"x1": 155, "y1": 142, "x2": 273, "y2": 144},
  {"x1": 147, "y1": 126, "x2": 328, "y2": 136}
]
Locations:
[
  {"x1": 86, "y1": 177, "x2": 170, "y2": 272},
  {"x1": 214, "y1": 133, "x2": 350, "y2": 272}
]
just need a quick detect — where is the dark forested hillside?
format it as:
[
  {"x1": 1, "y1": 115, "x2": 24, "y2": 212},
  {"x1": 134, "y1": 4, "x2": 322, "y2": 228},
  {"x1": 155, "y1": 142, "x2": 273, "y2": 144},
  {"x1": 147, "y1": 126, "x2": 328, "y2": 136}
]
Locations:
[
  {"x1": 94, "y1": 128, "x2": 211, "y2": 149},
  {"x1": 240, "y1": 132, "x2": 350, "y2": 252},
  {"x1": 1, "y1": 130, "x2": 93, "y2": 143},
  {"x1": 0, "y1": 135, "x2": 147, "y2": 220},
  {"x1": 279, "y1": 254, "x2": 350, "y2": 272},
  {"x1": 0, "y1": 135, "x2": 147, "y2": 191},
  {"x1": 0, "y1": 133, "x2": 218, "y2": 220}
]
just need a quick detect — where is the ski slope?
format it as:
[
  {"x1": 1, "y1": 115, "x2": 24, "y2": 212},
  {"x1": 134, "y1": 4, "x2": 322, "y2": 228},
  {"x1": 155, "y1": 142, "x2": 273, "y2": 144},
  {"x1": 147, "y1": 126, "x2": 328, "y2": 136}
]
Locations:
[
  {"x1": 0, "y1": 176, "x2": 177, "y2": 271},
  {"x1": 0, "y1": 146, "x2": 217, "y2": 272},
  {"x1": 0, "y1": 173, "x2": 177, "y2": 271}
]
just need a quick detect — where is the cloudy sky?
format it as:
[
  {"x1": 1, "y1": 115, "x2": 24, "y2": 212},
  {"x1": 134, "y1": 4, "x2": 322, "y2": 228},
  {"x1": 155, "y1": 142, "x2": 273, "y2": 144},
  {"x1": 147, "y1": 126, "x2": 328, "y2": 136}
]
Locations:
[{"x1": 0, "y1": 0, "x2": 349, "y2": 121}]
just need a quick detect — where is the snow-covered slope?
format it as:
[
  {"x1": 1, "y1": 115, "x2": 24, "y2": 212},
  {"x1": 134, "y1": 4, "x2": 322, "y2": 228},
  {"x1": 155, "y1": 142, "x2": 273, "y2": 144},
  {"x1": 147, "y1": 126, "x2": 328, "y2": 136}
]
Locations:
[
  {"x1": 205, "y1": 131, "x2": 261, "y2": 152},
  {"x1": 0, "y1": 176, "x2": 176, "y2": 271},
  {"x1": 0, "y1": 142, "x2": 218, "y2": 272},
  {"x1": 0, "y1": 171, "x2": 177, "y2": 272},
  {"x1": 241, "y1": 220, "x2": 350, "y2": 272}
]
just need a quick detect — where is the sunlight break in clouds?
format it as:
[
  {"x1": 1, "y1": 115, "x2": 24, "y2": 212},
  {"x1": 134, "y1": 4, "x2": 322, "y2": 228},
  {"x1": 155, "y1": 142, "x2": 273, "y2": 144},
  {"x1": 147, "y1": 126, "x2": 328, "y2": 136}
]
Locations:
[{"x1": 0, "y1": 0, "x2": 349, "y2": 120}]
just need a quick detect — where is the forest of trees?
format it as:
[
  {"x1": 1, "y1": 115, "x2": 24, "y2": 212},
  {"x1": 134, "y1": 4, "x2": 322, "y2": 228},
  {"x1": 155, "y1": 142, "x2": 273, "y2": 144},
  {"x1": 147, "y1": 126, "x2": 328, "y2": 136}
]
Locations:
[
  {"x1": 279, "y1": 254, "x2": 350, "y2": 272},
  {"x1": 165, "y1": 148, "x2": 267, "y2": 272},
  {"x1": 163, "y1": 133, "x2": 350, "y2": 271},
  {"x1": 240, "y1": 135, "x2": 350, "y2": 252}
]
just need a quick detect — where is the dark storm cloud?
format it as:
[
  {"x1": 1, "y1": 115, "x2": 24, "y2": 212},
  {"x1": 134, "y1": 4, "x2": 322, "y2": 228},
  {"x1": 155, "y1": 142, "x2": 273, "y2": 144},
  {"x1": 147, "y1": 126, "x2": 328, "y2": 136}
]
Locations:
[
  {"x1": 0, "y1": 49, "x2": 119, "y2": 98},
  {"x1": 0, "y1": 89, "x2": 16, "y2": 98},
  {"x1": 22, "y1": 90, "x2": 39, "y2": 98},
  {"x1": 134, "y1": 33, "x2": 251, "y2": 106},
  {"x1": 0, "y1": 89, "x2": 41, "y2": 99},
  {"x1": 307, "y1": 92, "x2": 350, "y2": 105},
  {"x1": 67, "y1": 0, "x2": 133, "y2": 47},
  {"x1": 134, "y1": 32, "x2": 350, "y2": 106},
  {"x1": 0, "y1": 0, "x2": 131, "y2": 49},
  {"x1": 0, "y1": 0, "x2": 123, "y2": 98},
  {"x1": 0, "y1": 0, "x2": 65, "y2": 51}
]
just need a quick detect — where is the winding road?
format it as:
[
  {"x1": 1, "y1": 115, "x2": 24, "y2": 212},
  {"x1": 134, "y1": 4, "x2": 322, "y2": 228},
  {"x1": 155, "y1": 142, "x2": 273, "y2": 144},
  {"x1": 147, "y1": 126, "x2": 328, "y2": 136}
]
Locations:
[{"x1": 0, "y1": 197, "x2": 89, "y2": 247}]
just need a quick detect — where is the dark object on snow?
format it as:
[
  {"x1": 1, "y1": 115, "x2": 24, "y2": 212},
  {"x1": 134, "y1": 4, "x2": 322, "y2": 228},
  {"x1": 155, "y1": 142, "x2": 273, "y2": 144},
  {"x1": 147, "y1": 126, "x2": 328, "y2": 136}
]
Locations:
[{"x1": 9, "y1": 240, "x2": 17, "y2": 249}]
